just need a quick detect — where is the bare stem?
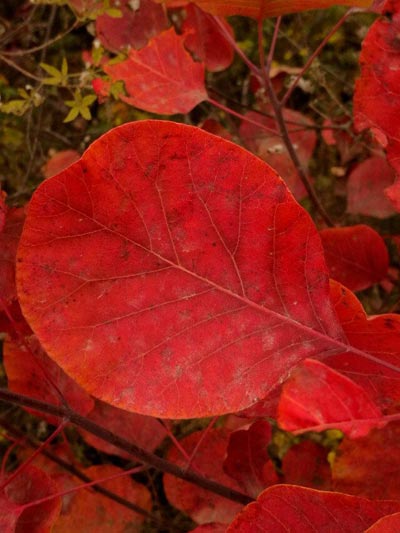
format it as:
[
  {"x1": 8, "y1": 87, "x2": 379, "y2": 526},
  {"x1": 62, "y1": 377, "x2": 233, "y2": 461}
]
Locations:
[
  {"x1": 257, "y1": 18, "x2": 335, "y2": 227},
  {"x1": 0, "y1": 388, "x2": 252, "y2": 506}
]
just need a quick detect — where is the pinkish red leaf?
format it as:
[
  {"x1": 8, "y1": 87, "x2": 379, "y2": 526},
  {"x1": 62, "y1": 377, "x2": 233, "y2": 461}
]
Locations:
[
  {"x1": 16, "y1": 120, "x2": 353, "y2": 419},
  {"x1": 366, "y1": 512, "x2": 400, "y2": 531},
  {"x1": 95, "y1": 0, "x2": 168, "y2": 52},
  {"x1": 164, "y1": 428, "x2": 243, "y2": 524},
  {"x1": 80, "y1": 399, "x2": 167, "y2": 458},
  {"x1": 1, "y1": 465, "x2": 61, "y2": 533},
  {"x1": 104, "y1": 28, "x2": 207, "y2": 114},
  {"x1": 226, "y1": 485, "x2": 400, "y2": 532},
  {"x1": 42, "y1": 150, "x2": 81, "y2": 179},
  {"x1": 3, "y1": 335, "x2": 94, "y2": 424},
  {"x1": 333, "y1": 421, "x2": 400, "y2": 500},
  {"x1": 278, "y1": 358, "x2": 384, "y2": 438},
  {"x1": 183, "y1": 4, "x2": 234, "y2": 72},
  {"x1": 354, "y1": 0, "x2": 400, "y2": 212},
  {"x1": 319, "y1": 225, "x2": 389, "y2": 292},
  {"x1": 346, "y1": 157, "x2": 396, "y2": 218},
  {"x1": 52, "y1": 465, "x2": 151, "y2": 531},
  {"x1": 223, "y1": 420, "x2": 275, "y2": 498},
  {"x1": 239, "y1": 108, "x2": 316, "y2": 200},
  {"x1": 328, "y1": 281, "x2": 400, "y2": 410},
  {"x1": 0, "y1": 207, "x2": 25, "y2": 304},
  {"x1": 155, "y1": 0, "x2": 374, "y2": 18}
]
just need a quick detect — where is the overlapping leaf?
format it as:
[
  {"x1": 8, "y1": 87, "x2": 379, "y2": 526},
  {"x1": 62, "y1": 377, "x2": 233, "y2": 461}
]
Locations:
[
  {"x1": 17, "y1": 120, "x2": 354, "y2": 418},
  {"x1": 327, "y1": 281, "x2": 400, "y2": 410},
  {"x1": 182, "y1": 4, "x2": 234, "y2": 72},
  {"x1": 346, "y1": 156, "x2": 396, "y2": 219},
  {"x1": 354, "y1": 0, "x2": 400, "y2": 211},
  {"x1": 155, "y1": 0, "x2": 373, "y2": 18},
  {"x1": 95, "y1": 0, "x2": 168, "y2": 52},
  {"x1": 333, "y1": 421, "x2": 400, "y2": 500},
  {"x1": 0, "y1": 207, "x2": 25, "y2": 304},
  {"x1": 80, "y1": 399, "x2": 167, "y2": 458},
  {"x1": 0, "y1": 465, "x2": 61, "y2": 533},
  {"x1": 278, "y1": 358, "x2": 384, "y2": 437},
  {"x1": 319, "y1": 225, "x2": 389, "y2": 291},
  {"x1": 104, "y1": 28, "x2": 207, "y2": 114}
]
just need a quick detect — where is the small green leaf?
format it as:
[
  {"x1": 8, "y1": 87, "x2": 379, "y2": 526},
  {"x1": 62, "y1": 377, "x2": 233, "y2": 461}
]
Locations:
[{"x1": 64, "y1": 106, "x2": 80, "y2": 123}]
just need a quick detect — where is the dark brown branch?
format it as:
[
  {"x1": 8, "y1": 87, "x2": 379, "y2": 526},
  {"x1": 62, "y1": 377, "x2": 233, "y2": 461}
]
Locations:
[{"x1": 0, "y1": 389, "x2": 252, "y2": 506}]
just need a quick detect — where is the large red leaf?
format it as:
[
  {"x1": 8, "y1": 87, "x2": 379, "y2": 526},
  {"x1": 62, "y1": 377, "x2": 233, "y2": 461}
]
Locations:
[
  {"x1": 182, "y1": 4, "x2": 234, "y2": 72},
  {"x1": 327, "y1": 281, "x2": 400, "y2": 410},
  {"x1": 319, "y1": 225, "x2": 389, "y2": 292},
  {"x1": 95, "y1": 0, "x2": 169, "y2": 53},
  {"x1": 16, "y1": 120, "x2": 344, "y2": 417},
  {"x1": 226, "y1": 485, "x2": 400, "y2": 532},
  {"x1": 104, "y1": 28, "x2": 207, "y2": 114},
  {"x1": 164, "y1": 428, "x2": 243, "y2": 524},
  {"x1": 17, "y1": 120, "x2": 399, "y2": 419},
  {"x1": 0, "y1": 207, "x2": 25, "y2": 304},
  {"x1": 155, "y1": 0, "x2": 373, "y2": 18},
  {"x1": 1, "y1": 465, "x2": 61, "y2": 533},
  {"x1": 239, "y1": 108, "x2": 316, "y2": 200},
  {"x1": 346, "y1": 156, "x2": 396, "y2": 219},
  {"x1": 354, "y1": 0, "x2": 400, "y2": 211},
  {"x1": 332, "y1": 420, "x2": 400, "y2": 500},
  {"x1": 278, "y1": 358, "x2": 384, "y2": 438}
]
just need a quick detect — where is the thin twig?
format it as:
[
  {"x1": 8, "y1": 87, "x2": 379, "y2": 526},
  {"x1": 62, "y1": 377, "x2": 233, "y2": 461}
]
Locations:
[
  {"x1": 0, "y1": 389, "x2": 253, "y2": 506},
  {"x1": 258, "y1": 18, "x2": 335, "y2": 227}
]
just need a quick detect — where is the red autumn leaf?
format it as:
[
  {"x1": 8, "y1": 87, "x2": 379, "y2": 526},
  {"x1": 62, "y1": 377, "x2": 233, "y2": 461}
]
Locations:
[
  {"x1": 226, "y1": 485, "x2": 400, "y2": 532},
  {"x1": 332, "y1": 421, "x2": 400, "y2": 500},
  {"x1": 104, "y1": 28, "x2": 207, "y2": 114},
  {"x1": 80, "y1": 399, "x2": 167, "y2": 459},
  {"x1": 95, "y1": 0, "x2": 168, "y2": 53},
  {"x1": 328, "y1": 281, "x2": 400, "y2": 410},
  {"x1": 182, "y1": 4, "x2": 234, "y2": 72},
  {"x1": 0, "y1": 207, "x2": 25, "y2": 304},
  {"x1": 223, "y1": 420, "x2": 275, "y2": 498},
  {"x1": 52, "y1": 464, "x2": 151, "y2": 532},
  {"x1": 239, "y1": 108, "x2": 316, "y2": 200},
  {"x1": 319, "y1": 225, "x2": 389, "y2": 292},
  {"x1": 0, "y1": 189, "x2": 6, "y2": 233},
  {"x1": 366, "y1": 513, "x2": 400, "y2": 532},
  {"x1": 164, "y1": 428, "x2": 243, "y2": 524},
  {"x1": 190, "y1": 525, "x2": 227, "y2": 532},
  {"x1": 354, "y1": 0, "x2": 400, "y2": 212},
  {"x1": 0, "y1": 465, "x2": 61, "y2": 533},
  {"x1": 154, "y1": 0, "x2": 373, "y2": 18},
  {"x1": 42, "y1": 150, "x2": 81, "y2": 179},
  {"x1": 279, "y1": 441, "x2": 332, "y2": 491},
  {"x1": 3, "y1": 335, "x2": 94, "y2": 424},
  {"x1": 346, "y1": 156, "x2": 396, "y2": 219},
  {"x1": 17, "y1": 120, "x2": 355, "y2": 419},
  {"x1": 278, "y1": 359, "x2": 384, "y2": 438},
  {"x1": 200, "y1": 118, "x2": 233, "y2": 140}
]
